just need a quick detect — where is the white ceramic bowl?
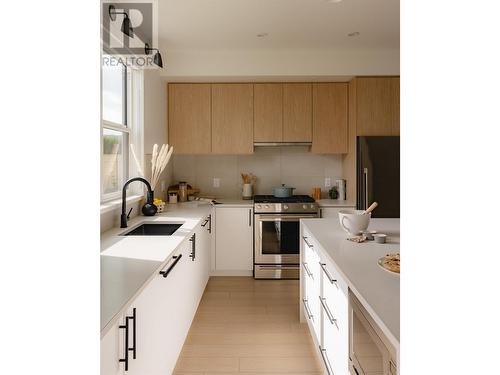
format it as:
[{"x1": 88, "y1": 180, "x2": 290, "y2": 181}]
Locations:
[{"x1": 338, "y1": 209, "x2": 371, "y2": 236}]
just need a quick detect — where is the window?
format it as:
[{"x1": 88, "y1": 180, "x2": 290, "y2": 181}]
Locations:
[{"x1": 101, "y1": 58, "x2": 143, "y2": 201}]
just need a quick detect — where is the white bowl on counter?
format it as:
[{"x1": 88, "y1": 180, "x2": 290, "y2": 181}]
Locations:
[{"x1": 338, "y1": 209, "x2": 371, "y2": 236}]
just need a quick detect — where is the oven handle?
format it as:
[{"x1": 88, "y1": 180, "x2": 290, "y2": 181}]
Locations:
[{"x1": 255, "y1": 214, "x2": 319, "y2": 221}]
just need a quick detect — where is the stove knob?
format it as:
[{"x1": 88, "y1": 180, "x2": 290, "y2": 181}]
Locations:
[
  {"x1": 303, "y1": 204, "x2": 308, "y2": 209},
  {"x1": 283, "y1": 204, "x2": 289, "y2": 210},
  {"x1": 256, "y1": 204, "x2": 262, "y2": 209},
  {"x1": 310, "y1": 204, "x2": 315, "y2": 209},
  {"x1": 264, "y1": 205, "x2": 270, "y2": 209}
]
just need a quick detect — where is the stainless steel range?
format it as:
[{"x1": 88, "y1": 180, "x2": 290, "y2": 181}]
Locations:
[{"x1": 254, "y1": 195, "x2": 319, "y2": 279}]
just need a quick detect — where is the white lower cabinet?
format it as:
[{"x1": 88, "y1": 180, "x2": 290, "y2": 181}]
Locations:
[
  {"x1": 301, "y1": 225, "x2": 350, "y2": 375},
  {"x1": 100, "y1": 316, "x2": 125, "y2": 375},
  {"x1": 101, "y1": 219, "x2": 211, "y2": 375},
  {"x1": 214, "y1": 207, "x2": 253, "y2": 274}
]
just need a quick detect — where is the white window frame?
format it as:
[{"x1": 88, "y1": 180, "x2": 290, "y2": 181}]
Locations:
[{"x1": 100, "y1": 62, "x2": 144, "y2": 203}]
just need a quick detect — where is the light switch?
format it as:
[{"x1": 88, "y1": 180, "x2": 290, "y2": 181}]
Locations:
[
  {"x1": 161, "y1": 181, "x2": 165, "y2": 191},
  {"x1": 213, "y1": 178, "x2": 220, "y2": 188},
  {"x1": 325, "y1": 178, "x2": 332, "y2": 188}
]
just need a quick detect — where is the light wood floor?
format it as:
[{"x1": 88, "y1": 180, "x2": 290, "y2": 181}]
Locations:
[{"x1": 173, "y1": 276, "x2": 323, "y2": 375}]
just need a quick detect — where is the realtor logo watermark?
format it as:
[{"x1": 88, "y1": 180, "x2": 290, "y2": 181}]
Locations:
[{"x1": 101, "y1": 1, "x2": 159, "y2": 68}]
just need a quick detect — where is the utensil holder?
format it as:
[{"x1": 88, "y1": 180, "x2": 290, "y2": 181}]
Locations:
[{"x1": 242, "y1": 183, "x2": 253, "y2": 200}]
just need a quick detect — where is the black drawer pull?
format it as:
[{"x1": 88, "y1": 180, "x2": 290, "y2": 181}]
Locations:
[
  {"x1": 302, "y1": 262, "x2": 313, "y2": 279},
  {"x1": 119, "y1": 316, "x2": 130, "y2": 371},
  {"x1": 208, "y1": 214, "x2": 212, "y2": 233},
  {"x1": 302, "y1": 236, "x2": 313, "y2": 248},
  {"x1": 201, "y1": 219, "x2": 209, "y2": 227},
  {"x1": 302, "y1": 298, "x2": 313, "y2": 321},
  {"x1": 129, "y1": 308, "x2": 136, "y2": 359},
  {"x1": 159, "y1": 254, "x2": 183, "y2": 278},
  {"x1": 319, "y1": 296, "x2": 338, "y2": 328},
  {"x1": 320, "y1": 263, "x2": 337, "y2": 285},
  {"x1": 319, "y1": 346, "x2": 334, "y2": 375}
]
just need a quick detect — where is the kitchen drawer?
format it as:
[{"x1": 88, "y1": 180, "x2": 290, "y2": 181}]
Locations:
[
  {"x1": 321, "y1": 291, "x2": 349, "y2": 375},
  {"x1": 321, "y1": 259, "x2": 348, "y2": 310}
]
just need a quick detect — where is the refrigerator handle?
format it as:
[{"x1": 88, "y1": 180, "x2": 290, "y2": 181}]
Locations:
[{"x1": 363, "y1": 168, "x2": 368, "y2": 210}]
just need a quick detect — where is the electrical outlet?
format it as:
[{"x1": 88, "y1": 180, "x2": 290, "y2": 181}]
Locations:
[
  {"x1": 325, "y1": 178, "x2": 332, "y2": 188},
  {"x1": 213, "y1": 178, "x2": 220, "y2": 188}
]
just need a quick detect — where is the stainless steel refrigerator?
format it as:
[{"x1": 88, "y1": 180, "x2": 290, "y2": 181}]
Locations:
[{"x1": 356, "y1": 136, "x2": 400, "y2": 218}]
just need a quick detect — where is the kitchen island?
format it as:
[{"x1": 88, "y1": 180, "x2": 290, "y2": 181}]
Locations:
[{"x1": 300, "y1": 217, "x2": 400, "y2": 374}]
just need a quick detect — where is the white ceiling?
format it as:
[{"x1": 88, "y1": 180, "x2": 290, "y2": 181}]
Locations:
[{"x1": 158, "y1": 0, "x2": 400, "y2": 50}]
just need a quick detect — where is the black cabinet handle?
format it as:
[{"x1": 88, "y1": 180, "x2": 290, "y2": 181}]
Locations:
[
  {"x1": 208, "y1": 214, "x2": 212, "y2": 234},
  {"x1": 129, "y1": 308, "x2": 136, "y2": 359},
  {"x1": 319, "y1": 346, "x2": 334, "y2": 375},
  {"x1": 119, "y1": 316, "x2": 130, "y2": 371},
  {"x1": 320, "y1": 263, "x2": 337, "y2": 285},
  {"x1": 248, "y1": 209, "x2": 252, "y2": 226},
  {"x1": 353, "y1": 364, "x2": 360, "y2": 375},
  {"x1": 189, "y1": 234, "x2": 196, "y2": 261},
  {"x1": 302, "y1": 262, "x2": 313, "y2": 279},
  {"x1": 159, "y1": 254, "x2": 183, "y2": 278},
  {"x1": 302, "y1": 298, "x2": 313, "y2": 321},
  {"x1": 201, "y1": 219, "x2": 209, "y2": 227},
  {"x1": 302, "y1": 236, "x2": 313, "y2": 248},
  {"x1": 319, "y1": 296, "x2": 338, "y2": 328}
]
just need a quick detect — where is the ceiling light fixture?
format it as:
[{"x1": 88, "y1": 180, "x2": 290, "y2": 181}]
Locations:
[
  {"x1": 109, "y1": 5, "x2": 134, "y2": 38},
  {"x1": 145, "y1": 43, "x2": 164, "y2": 68},
  {"x1": 325, "y1": 0, "x2": 343, "y2": 3},
  {"x1": 348, "y1": 31, "x2": 360, "y2": 37},
  {"x1": 256, "y1": 33, "x2": 268, "y2": 38}
]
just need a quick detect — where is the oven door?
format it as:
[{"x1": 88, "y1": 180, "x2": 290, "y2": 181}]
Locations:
[{"x1": 255, "y1": 213, "x2": 317, "y2": 264}]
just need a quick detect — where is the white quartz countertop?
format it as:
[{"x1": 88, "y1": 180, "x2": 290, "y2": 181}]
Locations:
[
  {"x1": 316, "y1": 199, "x2": 356, "y2": 207},
  {"x1": 100, "y1": 202, "x2": 211, "y2": 334},
  {"x1": 301, "y1": 218, "x2": 400, "y2": 349},
  {"x1": 212, "y1": 198, "x2": 253, "y2": 207}
]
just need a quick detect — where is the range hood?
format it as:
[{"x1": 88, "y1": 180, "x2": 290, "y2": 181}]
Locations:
[{"x1": 253, "y1": 142, "x2": 312, "y2": 147}]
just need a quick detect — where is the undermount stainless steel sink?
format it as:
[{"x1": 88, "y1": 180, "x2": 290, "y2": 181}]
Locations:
[{"x1": 121, "y1": 223, "x2": 183, "y2": 236}]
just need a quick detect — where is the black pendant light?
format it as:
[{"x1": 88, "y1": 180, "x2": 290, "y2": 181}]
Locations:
[
  {"x1": 109, "y1": 5, "x2": 134, "y2": 38},
  {"x1": 145, "y1": 43, "x2": 164, "y2": 68}
]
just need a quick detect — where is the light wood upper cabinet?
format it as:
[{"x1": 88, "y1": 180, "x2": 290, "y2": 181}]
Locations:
[
  {"x1": 312, "y1": 83, "x2": 348, "y2": 154},
  {"x1": 283, "y1": 83, "x2": 312, "y2": 142},
  {"x1": 211, "y1": 84, "x2": 254, "y2": 154},
  {"x1": 356, "y1": 77, "x2": 400, "y2": 136},
  {"x1": 168, "y1": 83, "x2": 211, "y2": 154},
  {"x1": 254, "y1": 83, "x2": 283, "y2": 142}
]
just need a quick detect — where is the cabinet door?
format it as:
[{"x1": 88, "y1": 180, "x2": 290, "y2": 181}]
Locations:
[
  {"x1": 356, "y1": 77, "x2": 400, "y2": 136},
  {"x1": 101, "y1": 316, "x2": 125, "y2": 375},
  {"x1": 254, "y1": 83, "x2": 283, "y2": 142},
  {"x1": 283, "y1": 83, "x2": 312, "y2": 142},
  {"x1": 168, "y1": 83, "x2": 211, "y2": 154},
  {"x1": 321, "y1": 260, "x2": 349, "y2": 375},
  {"x1": 312, "y1": 83, "x2": 348, "y2": 154},
  {"x1": 215, "y1": 207, "x2": 253, "y2": 272},
  {"x1": 212, "y1": 84, "x2": 254, "y2": 154},
  {"x1": 128, "y1": 243, "x2": 197, "y2": 375}
]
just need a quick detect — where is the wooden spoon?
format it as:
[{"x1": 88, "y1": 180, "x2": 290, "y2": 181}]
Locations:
[{"x1": 364, "y1": 202, "x2": 378, "y2": 215}]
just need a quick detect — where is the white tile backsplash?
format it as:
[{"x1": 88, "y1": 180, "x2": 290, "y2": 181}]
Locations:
[{"x1": 172, "y1": 147, "x2": 343, "y2": 198}]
